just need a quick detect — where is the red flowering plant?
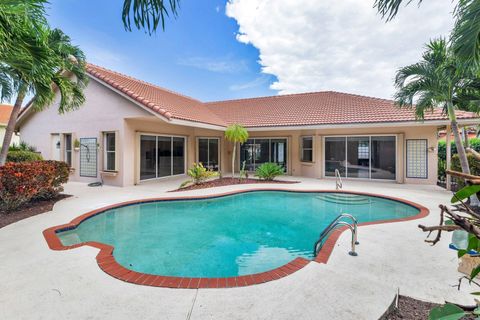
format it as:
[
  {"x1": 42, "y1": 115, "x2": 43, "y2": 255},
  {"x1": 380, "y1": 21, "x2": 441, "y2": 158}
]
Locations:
[{"x1": 0, "y1": 161, "x2": 70, "y2": 212}]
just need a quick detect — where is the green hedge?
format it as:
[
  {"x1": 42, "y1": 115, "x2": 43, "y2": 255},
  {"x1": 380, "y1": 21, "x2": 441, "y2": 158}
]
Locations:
[
  {"x1": 438, "y1": 138, "x2": 480, "y2": 161},
  {"x1": 6, "y1": 150, "x2": 43, "y2": 163}
]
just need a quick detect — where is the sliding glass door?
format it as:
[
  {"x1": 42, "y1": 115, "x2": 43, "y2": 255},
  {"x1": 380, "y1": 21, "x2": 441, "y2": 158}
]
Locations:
[
  {"x1": 324, "y1": 136, "x2": 395, "y2": 180},
  {"x1": 140, "y1": 135, "x2": 185, "y2": 181},
  {"x1": 198, "y1": 138, "x2": 219, "y2": 171},
  {"x1": 240, "y1": 138, "x2": 287, "y2": 171}
]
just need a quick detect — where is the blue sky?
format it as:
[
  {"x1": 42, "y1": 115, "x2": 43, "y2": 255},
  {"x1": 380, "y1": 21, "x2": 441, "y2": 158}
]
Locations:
[
  {"x1": 46, "y1": 0, "x2": 455, "y2": 101},
  {"x1": 46, "y1": 0, "x2": 276, "y2": 102}
]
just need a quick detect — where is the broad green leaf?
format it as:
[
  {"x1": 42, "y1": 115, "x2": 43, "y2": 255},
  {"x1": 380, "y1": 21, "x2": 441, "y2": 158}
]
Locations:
[
  {"x1": 429, "y1": 304, "x2": 465, "y2": 320},
  {"x1": 471, "y1": 292, "x2": 480, "y2": 295},
  {"x1": 467, "y1": 234, "x2": 480, "y2": 252},
  {"x1": 451, "y1": 185, "x2": 480, "y2": 203},
  {"x1": 471, "y1": 265, "x2": 480, "y2": 283},
  {"x1": 458, "y1": 249, "x2": 468, "y2": 258}
]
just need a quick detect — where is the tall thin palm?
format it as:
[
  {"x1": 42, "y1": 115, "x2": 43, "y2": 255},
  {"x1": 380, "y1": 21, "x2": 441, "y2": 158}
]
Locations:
[
  {"x1": 374, "y1": 0, "x2": 480, "y2": 65},
  {"x1": 224, "y1": 124, "x2": 249, "y2": 178},
  {"x1": 394, "y1": 39, "x2": 478, "y2": 183},
  {"x1": 0, "y1": 27, "x2": 88, "y2": 165}
]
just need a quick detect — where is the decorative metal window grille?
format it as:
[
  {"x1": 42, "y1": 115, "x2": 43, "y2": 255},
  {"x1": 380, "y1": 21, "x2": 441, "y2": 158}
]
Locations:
[
  {"x1": 406, "y1": 139, "x2": 427, "y2": 179},
  {"x1": 80, "y1": 138, "x2": 97, "y2": 177}
]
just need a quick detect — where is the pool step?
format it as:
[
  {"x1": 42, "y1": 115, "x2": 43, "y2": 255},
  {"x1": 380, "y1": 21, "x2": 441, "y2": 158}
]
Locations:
[{"x1": 316, "y1": 194, "x2": 372, "y2": 205}]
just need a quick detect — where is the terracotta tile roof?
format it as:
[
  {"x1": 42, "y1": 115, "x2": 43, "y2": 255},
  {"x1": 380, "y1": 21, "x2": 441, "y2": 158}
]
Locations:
[
  {"x1": 0, "y1": 104, "x2": 13, "y2": 125},
  {"x1": 205, "y1": 92, "x2": 479, "y2": 127},
  {"x1": 86, "y1": 64, "x2": 479, "y2": 128},
  {"x1": 86, "y1": 64, "x2": 227, "y2": 126}
]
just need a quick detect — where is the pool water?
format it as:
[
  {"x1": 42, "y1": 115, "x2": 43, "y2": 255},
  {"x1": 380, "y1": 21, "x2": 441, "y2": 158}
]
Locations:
[{"x1": 58, "y1": 191, "x2": 419, "y2": 278}]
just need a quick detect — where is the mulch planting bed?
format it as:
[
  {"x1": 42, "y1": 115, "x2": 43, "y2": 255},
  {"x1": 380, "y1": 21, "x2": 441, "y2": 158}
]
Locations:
[
  {"x1": 0, "y1": 194, "x2": 71, "y2": 229},
  {"x1": 172, "y1": 177, "x2": 299, "y2": 192},
  {"x1": 383, "y1": 295, "x2": 476, "y2": 320}
]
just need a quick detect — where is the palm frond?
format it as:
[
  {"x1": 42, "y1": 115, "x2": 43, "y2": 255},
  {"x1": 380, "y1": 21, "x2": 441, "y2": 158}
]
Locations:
[
  {"x1": 451, "y1": 0, "x2": 480, "y2": 65},
  {"x1": 122, "y1": 0, "x2": 180, "y2": 34},
  {"x1": 374, "y1": 0, "x2": 422, "y2": 21}
]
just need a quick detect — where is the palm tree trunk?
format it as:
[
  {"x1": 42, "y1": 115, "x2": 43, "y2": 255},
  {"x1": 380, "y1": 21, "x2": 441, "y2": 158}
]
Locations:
[
  {"x1": 449, "y1": 105, "x2": 470, "y2": 174},
  {"x1": 231, "y1": 143, "x2": 236, "y2": 178},
  {"x1": 0, "y1": 86, "x2": 26, "y2": 166},
  {"x1": 448, "y1": 102, "x2": 479, "y2": 206},
  {"x1": 463, "y1": 127, "x2": 470, "y2": 148}
]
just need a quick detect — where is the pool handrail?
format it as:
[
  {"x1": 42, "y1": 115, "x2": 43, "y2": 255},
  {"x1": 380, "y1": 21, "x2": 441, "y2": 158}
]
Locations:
[
  {"x1": 335, "y1": 169, "x2": 343, "y2": 190},
  {"x1": 314, "y1": 213, "x2": 358, "y2": 257}
]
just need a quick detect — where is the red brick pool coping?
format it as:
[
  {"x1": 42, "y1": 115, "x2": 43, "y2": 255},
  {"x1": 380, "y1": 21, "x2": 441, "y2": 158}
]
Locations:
[{"x1": 43, "y1": 189, "x2": 429, "y2": 289}]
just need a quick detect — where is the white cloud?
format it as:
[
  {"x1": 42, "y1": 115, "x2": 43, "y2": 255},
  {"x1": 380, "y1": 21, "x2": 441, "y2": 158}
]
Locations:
[
  {"x1": 226, "y1": 0, "x2": 455, "y2": 99},
  {"x1": 177, "y1": 56, "x2": 248, "y2": 73}
]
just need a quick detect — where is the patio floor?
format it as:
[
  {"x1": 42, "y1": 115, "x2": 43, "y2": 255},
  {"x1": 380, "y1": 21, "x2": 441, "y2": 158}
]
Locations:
[{"x1": 0, "y1": 176, "x2": 476, "y2": 320}]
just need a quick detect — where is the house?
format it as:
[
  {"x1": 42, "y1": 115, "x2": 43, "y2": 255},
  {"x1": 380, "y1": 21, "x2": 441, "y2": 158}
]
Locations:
[
  {"x1": 0, "y1": 104, "x2": 20, "y2": 146},
  {"x1": 15, "y1": 64, "x2": 480, "y2": 187}
]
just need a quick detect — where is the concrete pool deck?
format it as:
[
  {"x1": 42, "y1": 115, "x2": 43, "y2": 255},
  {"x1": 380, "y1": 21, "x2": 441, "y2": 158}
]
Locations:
[{"x1": 0, "y1": 177, "x2": 477, "y2": 319}]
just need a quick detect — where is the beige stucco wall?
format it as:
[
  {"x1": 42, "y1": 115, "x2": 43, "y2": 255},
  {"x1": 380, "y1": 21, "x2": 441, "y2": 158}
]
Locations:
[
  {"x1": 19, "y1": 79, "x2": 152, "y2": 186},
  {"x1": 225, "y1": 125, "x2": 439, "y2": 185},
  {"x1": 123, "y1": 118, "x2": 227, "y2": 186},
  {"x1": 18, "y1": 77, "x2": 440, "y2": 187}
]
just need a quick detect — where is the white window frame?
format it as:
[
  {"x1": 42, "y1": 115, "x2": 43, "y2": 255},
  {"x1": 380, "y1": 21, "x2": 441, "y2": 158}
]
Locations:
[
  {"x1": 300, "y1": 136, "x2": 314, "y2": 163},
  {"x1": 103, "y1": 131, "x2": 117, "y2": 172}
]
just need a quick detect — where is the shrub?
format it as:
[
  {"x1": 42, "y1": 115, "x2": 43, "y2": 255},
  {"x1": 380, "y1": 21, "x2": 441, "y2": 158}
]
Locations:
[
  {"x1": 451, "y1": 154, "x2": 480, "y2": 188},
  {"x1": 0, "y1": 161, "x2": 70, "y2": 211},
  {"x1": 6, "y1": 150, "x2": 43, "y2": 163},
  {"x1": 179, "y1": 163, "x2": 219, "y2": 188},
  {"x1": 255, "y1": 162, "x2": 284, "y2": 181},
  {"x1": 9, "y1": 141, "x2": 37, "y2": 152},
  {"x1": 34, "y1": 161, "x2": 69, "y2": 200}
]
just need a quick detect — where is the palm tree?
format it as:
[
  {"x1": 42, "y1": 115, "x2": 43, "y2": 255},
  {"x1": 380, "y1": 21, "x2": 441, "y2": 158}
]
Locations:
[
  {"x1": 394, "y1": 38, "x2": 480, "y2": 203},
  {"x1": 122, "y1": 0, "x2": 180, "y2": 34},
  {"x1": 374, "y1": 0, "x2": 480, "y2": 65},
  {"x1": 224, "y1": 124, "x2": 249, "y2": 178},
  {"x1": 0, "y1": 26, "x2": 88, "y2": 165}
]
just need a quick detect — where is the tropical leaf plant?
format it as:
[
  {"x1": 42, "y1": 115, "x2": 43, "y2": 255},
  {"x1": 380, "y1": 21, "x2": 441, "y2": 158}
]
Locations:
[
  {"x1": 255, "y1": 162, "x2": 284, "y2": 181},
  {"x1": 394, "y1": 38, "x2": 480, "y2": 205},
  {"x1": 0, "y1": 4, "x2": 88, "y2": 165}
]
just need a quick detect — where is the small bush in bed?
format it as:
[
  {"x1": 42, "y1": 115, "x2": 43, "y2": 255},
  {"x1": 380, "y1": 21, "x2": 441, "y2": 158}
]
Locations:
[
  {"x1": 6, "y1": 150, "x2": 43, "y2": 163},
  {"x1": 255, "y1": 163, "x2": 284, "y2": 181}
]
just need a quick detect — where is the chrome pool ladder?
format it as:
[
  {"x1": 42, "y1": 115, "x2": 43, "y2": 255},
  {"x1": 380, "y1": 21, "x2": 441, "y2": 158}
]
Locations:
[
  {"x1": 313, "y1": 213, "x2": 359, "y2": 257},
  {"x1": 335, "y1": 169, "x2": 343, "y2": 190}
]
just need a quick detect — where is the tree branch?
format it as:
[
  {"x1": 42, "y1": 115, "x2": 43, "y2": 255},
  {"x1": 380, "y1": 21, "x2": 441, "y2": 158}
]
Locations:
[{"x1": 467, "y1": 147, "x2": 480, "y2": 161}]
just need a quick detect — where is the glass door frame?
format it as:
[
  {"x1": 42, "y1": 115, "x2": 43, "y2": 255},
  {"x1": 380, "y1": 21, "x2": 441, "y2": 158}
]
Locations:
[
  {"x1": 137, "y1": 132, "x2": 187, "y2": 182},
  {"x1": 322, "y1": 134, "x2": 397, "y2": 181},
  {"x1": 196, "y1": 137, "x2": 221, "y2": 171}
]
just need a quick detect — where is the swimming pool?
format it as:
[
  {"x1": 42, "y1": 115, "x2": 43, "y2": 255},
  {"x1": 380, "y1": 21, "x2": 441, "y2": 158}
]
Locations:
[{"x1": 44, "y1": 190, "x2": 427, "y2": 288}]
